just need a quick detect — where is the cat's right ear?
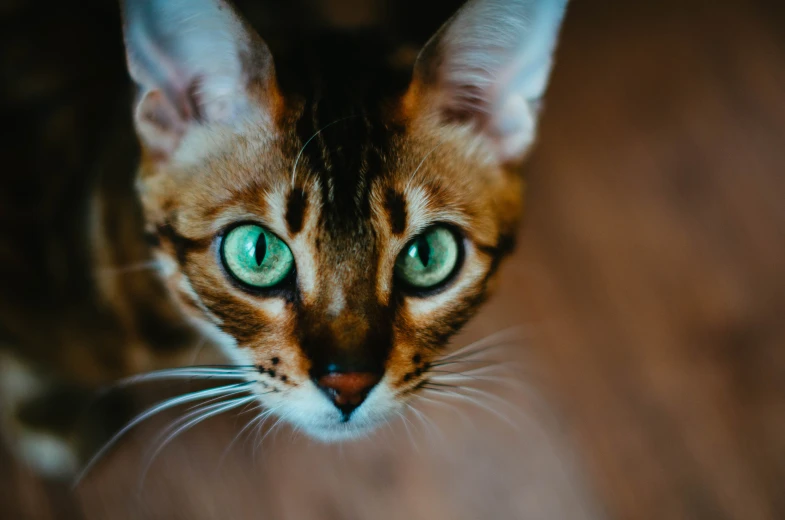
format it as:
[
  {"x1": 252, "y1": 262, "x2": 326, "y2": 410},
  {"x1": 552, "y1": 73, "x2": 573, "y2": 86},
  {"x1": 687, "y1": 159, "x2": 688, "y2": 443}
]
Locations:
[
  {"x1": 404, "y1": 0, "x2": 568, "y2": 164},
  {"x1": 121, "y1": 0, "x2": 279, "y2": 161}
]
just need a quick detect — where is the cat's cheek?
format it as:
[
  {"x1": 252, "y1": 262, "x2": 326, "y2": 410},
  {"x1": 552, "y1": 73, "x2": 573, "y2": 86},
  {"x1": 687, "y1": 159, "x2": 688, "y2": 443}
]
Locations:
[
  {"x1": 382, "y1": 334, "x2": 424, "y2": 386},
  {"x1": 187, "y1": 317, "x2": 256, "y2": 369}
]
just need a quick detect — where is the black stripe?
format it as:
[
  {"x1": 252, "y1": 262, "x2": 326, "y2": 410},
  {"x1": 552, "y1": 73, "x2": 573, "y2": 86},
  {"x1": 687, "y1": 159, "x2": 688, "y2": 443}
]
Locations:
[
  {"x1": 285, "y1": 187, "x2": 308, "y2": 235},
  {"x1": 156, "y1": 222, "x2": 207, "y2": 266},
  {"x1": 384, "y1": 188, "x2": 408, "y2": 235},
  {"x1": 476, "y1": 233, "x2": 518, "y2": 287}
]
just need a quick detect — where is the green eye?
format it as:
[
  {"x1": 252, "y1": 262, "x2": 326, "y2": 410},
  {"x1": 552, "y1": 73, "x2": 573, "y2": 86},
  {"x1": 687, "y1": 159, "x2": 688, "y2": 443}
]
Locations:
[
  {"x1": 395, "y1": 226, "x2": 461, "y2": 290},
  {"x1": 221, "y1": 224, "x2": 294, "y2": 288}
]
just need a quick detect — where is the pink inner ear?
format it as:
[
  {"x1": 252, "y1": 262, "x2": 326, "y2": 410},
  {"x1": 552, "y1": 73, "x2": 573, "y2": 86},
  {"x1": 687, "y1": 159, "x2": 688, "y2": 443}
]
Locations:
[{"x1": 135, "y1": 89, "x2": 188, "y2": 158}]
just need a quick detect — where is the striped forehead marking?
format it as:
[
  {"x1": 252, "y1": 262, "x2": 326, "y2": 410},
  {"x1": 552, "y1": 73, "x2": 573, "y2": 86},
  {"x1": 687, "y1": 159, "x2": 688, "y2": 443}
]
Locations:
[
  {"x1": 277, "y1": 32, "x2": 410, "y2": 230},
  {"x1": 285, "y1": 187, "x2": 308, "y2": 235},
  {"x1": 384, "y1": 188, "x2": 408, "y2": 236}
]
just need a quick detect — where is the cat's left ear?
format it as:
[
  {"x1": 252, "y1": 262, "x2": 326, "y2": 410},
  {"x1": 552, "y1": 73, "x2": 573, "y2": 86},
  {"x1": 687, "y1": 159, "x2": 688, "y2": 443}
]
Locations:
[
  {"x1": 406, "y1": 0, "x2": 568, "y2": 163},
  {"x1": 121, "y1": 0, "x2": 279, "y2": 160}
]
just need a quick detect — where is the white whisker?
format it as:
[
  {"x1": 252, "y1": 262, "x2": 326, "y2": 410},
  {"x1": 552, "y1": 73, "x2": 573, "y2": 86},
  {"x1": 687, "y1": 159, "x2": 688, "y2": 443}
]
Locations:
[
  {"x1": 72, "y1": 382, "x2": 253, "y2": 487},
  {"x1": 430, "y1": 362, "x2": 522, "y2": 376},
  {"x1": 257, "y1": 410, "x2": 288, "y2": 450},
  {"x1": 152, "y1": 390, "x2": 272, "y2": 451},
  {"x1": 422, "y1": 387, "x2": 519, "y2": 431},
  {"x1": 437, "y1": 342, "x2": 522, "y2": 366},
  {"x1": 291, "y1": 116, "x2": 358, "y2": 187},
  {"x1": 429, "y1": 371, "x2": 528, "y2": 391},
  {"x1": 217, "y1": 403, "x2": 275, "y2": 470},
  {"x1": 185, "y1": 385, "x2": 258, "y2": 411},
  {"x1": 405, "y1": 140, "x2": 446, "y2": 191},
  {"x1": 430, "y1": 358, "x2": 500, "y2": 368},
  {"x1": 450, "y1": 384, "x2": 525, "y2": 414},
  {"x1": 396, "y1": 409, "x2": 420, "y2": 453},
  {"x1": 270, "y1": 409, "x2": 292, "y2": 446},
  {"x1": 406, "y1": 403, "x2": 446, "y2": 445},
  {"x1": 251, "y1": 406, "x2": 283, "y2": 463},
  {"x1": 246, "y1": 405, "x2": 282, "y2": 462},
  {"x1": 138, "y1": 395, "x2": 257, "y2": 488},
  {"x1": 108, "y1": 366, "x2": 256, "y2": 389},
  {"x1": 414, "y1": 393, "x2": 474, "y2": 432},
  {"x1": 189, "y1": 337, "x2": 209, "y2": 365},
  {"x1": 438, "y1": 325, "x2": 527, "y2": 363}
]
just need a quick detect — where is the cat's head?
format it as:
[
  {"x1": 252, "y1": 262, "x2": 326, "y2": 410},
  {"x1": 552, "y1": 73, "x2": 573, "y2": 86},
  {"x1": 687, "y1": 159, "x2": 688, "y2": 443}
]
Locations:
[{"x1": 121, "y1": 0, "x2": 567, "y2": 440}]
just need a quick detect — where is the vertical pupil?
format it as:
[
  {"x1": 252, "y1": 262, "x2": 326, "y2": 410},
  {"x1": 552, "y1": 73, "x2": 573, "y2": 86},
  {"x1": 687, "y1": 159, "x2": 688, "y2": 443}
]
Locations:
[
  {"x1": 254, "y1": 233, "x2": 267, "y2": 266},
  {"x1": 416, "y1": 236, "x2": 431, "y2": 267}
]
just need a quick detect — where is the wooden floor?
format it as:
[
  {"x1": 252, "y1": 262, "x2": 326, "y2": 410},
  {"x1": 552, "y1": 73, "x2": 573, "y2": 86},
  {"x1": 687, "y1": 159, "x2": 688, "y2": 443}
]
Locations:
[{"x1": 2, "y1": 0, "x2": 785, "y2": 518}]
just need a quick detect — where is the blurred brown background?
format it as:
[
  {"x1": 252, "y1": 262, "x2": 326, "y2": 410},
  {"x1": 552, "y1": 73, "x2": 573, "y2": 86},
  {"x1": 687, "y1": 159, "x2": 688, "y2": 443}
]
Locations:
[{"x1": 2, "y1": 0, "x2": 785, "y2": 518}]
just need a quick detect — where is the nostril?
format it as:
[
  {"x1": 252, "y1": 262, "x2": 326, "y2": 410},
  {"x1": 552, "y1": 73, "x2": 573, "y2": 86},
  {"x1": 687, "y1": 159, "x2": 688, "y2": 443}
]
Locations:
[{"x1": 316, "y1": 372, "x2": 381, "y2": 419}]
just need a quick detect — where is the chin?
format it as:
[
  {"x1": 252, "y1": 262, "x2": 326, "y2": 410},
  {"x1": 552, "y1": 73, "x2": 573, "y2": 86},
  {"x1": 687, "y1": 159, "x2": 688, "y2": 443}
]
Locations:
[{"x1": 297, "y1": 420, "x2": 382, "y2": 443}]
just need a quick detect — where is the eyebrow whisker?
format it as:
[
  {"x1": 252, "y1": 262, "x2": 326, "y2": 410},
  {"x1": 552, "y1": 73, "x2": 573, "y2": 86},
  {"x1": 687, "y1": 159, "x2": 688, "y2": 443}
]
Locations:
[{"x1": 291, "y1": 115, "x2": 359, "y2": 188}]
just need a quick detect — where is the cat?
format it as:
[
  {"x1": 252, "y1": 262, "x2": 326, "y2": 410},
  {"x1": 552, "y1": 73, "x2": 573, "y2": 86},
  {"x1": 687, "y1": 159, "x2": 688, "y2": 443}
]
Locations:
[{"x1": 0, "y1": 0, "x2": 568, "y2": 478}]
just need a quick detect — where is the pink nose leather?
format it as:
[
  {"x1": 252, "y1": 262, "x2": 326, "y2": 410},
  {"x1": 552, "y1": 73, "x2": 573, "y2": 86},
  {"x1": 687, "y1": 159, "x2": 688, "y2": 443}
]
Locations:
[{"x1": 316, "y1": 372, "x2": 381, "y2": 416}]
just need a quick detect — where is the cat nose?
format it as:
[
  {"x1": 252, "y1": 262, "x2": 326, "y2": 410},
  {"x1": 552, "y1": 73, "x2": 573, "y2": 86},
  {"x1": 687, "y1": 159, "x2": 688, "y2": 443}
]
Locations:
[{"x1": 316, "y1": 372, "x2": 381, "y2": 419}]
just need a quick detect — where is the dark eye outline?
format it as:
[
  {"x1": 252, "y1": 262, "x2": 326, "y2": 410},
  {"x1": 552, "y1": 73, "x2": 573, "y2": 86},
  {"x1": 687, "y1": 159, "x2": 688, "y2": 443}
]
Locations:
[
  {"x1": 216, "y1": 221, "x2": 297, "y2": 298},
  {"x1": 393, "y1": 224, "x2": 466, "y2": 298}
]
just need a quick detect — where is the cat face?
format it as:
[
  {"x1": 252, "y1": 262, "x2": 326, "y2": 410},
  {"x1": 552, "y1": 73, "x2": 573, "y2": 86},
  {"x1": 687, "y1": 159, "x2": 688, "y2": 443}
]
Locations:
[{"x1": 122, "y1": 0, "x2": 567, "y2": 440}]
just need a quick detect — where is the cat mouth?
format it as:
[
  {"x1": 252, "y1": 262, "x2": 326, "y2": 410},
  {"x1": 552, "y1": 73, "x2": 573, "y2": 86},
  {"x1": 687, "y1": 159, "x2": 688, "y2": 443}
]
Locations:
[{"x1": 261, "y1": 379, "x2": 398, "y2": 442}]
